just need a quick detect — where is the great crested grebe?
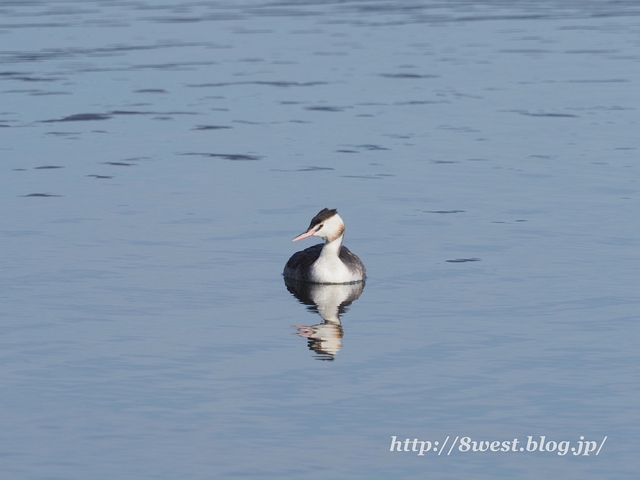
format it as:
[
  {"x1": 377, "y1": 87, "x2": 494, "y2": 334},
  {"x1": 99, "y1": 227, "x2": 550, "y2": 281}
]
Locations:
[{"x1": 283, "y1": 208, "x2": 366, "y2": 284}]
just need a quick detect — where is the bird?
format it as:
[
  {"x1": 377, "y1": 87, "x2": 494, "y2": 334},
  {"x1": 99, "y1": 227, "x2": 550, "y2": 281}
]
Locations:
[{"x1": 283, "y1": 208, "x2": 366, "y2": 284}]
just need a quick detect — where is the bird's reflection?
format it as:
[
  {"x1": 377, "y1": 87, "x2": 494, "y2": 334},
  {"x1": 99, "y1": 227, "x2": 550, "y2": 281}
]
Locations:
[{"x1": 284, "y1": 278, "x2": 365, "y2": 361}]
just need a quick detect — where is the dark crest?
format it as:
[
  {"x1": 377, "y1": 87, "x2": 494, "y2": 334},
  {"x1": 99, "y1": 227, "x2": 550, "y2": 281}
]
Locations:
[{"x1": 308, "y1": 208, "x2": 337, "y2": 230}]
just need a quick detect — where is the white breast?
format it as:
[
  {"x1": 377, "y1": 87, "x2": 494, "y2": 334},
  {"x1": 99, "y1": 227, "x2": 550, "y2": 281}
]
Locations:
[{"x1": 311, "y1": 254, "x2": 362, "y2": 284}]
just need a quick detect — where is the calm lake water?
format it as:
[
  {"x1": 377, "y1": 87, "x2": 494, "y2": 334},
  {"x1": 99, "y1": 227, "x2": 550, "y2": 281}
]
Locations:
[{"x1": 1, "y1": 1, "x2": 639, "y2": 478}]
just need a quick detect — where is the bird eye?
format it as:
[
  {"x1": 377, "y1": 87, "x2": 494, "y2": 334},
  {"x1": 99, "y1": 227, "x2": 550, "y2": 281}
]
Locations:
[{"x1": 317, "y1": 224, "x2": 324, "y2": 229}]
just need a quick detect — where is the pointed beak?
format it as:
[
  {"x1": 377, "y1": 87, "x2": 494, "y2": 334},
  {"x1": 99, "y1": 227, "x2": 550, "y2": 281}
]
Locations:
[{"x1": 292, "y1": 229, "x2": 316, "y2": 242}]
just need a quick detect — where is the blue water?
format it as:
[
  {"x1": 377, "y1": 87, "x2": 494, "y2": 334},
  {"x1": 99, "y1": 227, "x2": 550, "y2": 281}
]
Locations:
[{"x1": 1, "y1": 1, "x2": 639, "y2": 478}]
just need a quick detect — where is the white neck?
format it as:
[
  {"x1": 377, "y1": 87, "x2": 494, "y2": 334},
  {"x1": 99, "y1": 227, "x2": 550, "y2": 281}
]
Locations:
[{"x1": 319, "y1": 233, "x2": 344, "y2": 258}]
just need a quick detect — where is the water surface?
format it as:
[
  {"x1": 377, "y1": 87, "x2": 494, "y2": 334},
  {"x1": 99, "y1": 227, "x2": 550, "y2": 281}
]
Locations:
[{"x1": 1, "y1": 1, "x2": 639, "y2": 478}]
